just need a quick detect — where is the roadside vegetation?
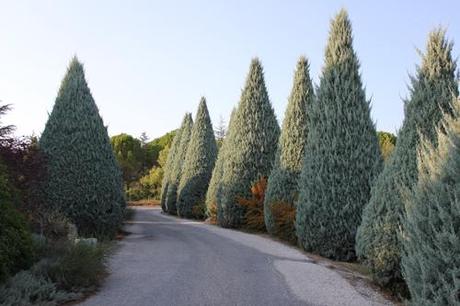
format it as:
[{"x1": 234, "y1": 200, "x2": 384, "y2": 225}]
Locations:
[
  {"x1": 1, "y1": 8, "x2": 458, "y2": 306},
  {"x1": 0, "y1": 59, "x2": 121, "y2": 305}
]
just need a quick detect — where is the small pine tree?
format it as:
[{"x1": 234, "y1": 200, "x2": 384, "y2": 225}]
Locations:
[
  {"x1": 218, "y1": 58, "x2": 280, "y2": 228},
  {"x1": 214, "y1": 115, "x2": 226, "y2": 149},
  {"x1": 295, "y1": 10, "x2": 382, "y2": 260},
  {"x1": 40, "y1": 57, "x2": 125, "y2": 238},
  {"x1": 176, "y1": 98, "x2": 217, "y2": 218},
  {"x1": 356, "y1": 29, "x2": 458, "y2": 288},
  {"x1": 205, "y1": 108, "x2": 237, "y2": 222},
  {"x1": 264, "y1": 57, "x2": 314, "y2": 238},
  {"x1": 160, "y1": 121, "x2": 185, "y2": 212},
  {"x1": 165, "y1": 114, "x2": 193, "y2": 214}
]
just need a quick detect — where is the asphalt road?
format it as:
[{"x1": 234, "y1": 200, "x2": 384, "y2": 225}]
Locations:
[{"x1": 80, "y1": 207, "x2": 391, "y2": 306}]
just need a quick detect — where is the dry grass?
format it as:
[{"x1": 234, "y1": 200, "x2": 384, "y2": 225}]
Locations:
[{"x1": 128, "y1": 199, "x2": 160, "y2": 206}]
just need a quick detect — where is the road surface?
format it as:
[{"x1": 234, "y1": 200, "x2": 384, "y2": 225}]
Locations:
[{"x1": 81, "y1": 206, "x2": 391, "y2": 306}]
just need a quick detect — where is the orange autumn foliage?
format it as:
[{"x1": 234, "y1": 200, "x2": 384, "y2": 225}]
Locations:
[
  {"x1": 271, "y1": 201, "x2": 297, "y2": 244},
  {"x1": 236, "y1": 177, "x2": 267, "y2": 232}
]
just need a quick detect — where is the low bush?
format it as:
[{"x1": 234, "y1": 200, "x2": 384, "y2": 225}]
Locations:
[
  {"x1": 0, "y1": 192, "x2": 34, "y2": 283},
  {"x1": 191, "y1": 202, "x2": 206, "y2": 220},
  {"x1": 0, "y1": 270, "x2": 78, "y2": 306},
  {"x1": 237, "y1": 178, "x2": 267, "y2": 232},
  {"x1": 47, "y1": 242, "x2": 109, "y2": 292}
]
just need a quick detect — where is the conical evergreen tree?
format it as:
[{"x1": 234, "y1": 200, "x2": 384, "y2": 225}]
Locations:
[
  {"x1": 356, "y1": 29, "x2": 458, "y2": 287},
  {"x1": 205, "y1": 107, "x2": 237, "y2": 221},
  {"x1": 402, "y1": 98, "x2": 460, "y2": 305},
  {"x1": 40, "y1": 57, "x2": 125, "y2": 238},
  {"x1": 160, "y1": 120, "x2": 184, "y2": 212},
  {"x1": 176, "y1": 98, "x2": 217, "y2": 218},
  {"x1": 264, "y1": 57, "x2": 314, "y2": 237},
  {"x1": 295, "y1": 10, "x2": 382, "y2": 260},
  {"x1": 218, "y1": 58, "x2": 280, "y2": 228},
  {"x1": 165, "y1": 113, "x2": 193, "y2": 214}
]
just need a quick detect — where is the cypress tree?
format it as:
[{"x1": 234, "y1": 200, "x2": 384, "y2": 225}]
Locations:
[
  {"x1": 402, "y1": 99, "x2": 460, "y2": 305},
  {"x1": 176, "y1": 98, "x2": 217, "y2": 218},
  {"x1": 40, "y1": 57, "x2": 125, "y2": 238},
  {"x1": 160, "y1": 120, "x2": 184, "y2": 212},
  {"x1": 218, "y1": 58, "x2": 280, "y2": 228},
  {"x1": 205, "y1": 107, "x2": 237, "y2": 221},
  {"x1": 264, "y1": 57, "x2": 314, "y2": 237},
  {"x1": 356, "y1": 29, "x2": 458, "y2": 288},
  {"x1": 295, "y1": 10, "x2": 382, "y2": 260},
  {"x1": 165, "y1": 113, "x2": 193, "y2": 214}
]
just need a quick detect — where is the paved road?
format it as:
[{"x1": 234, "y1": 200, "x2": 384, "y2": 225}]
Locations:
[{"x1": 81, "y1": 207, "x2": 391, "y2": 306}]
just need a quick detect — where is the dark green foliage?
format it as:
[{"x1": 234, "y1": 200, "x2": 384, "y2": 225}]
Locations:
[
  {"x1": 218, "y1": 58, "x2": 280, "y2": 228},
  {"x1": 264, "y1": 57, "x2": 314, "y2": 237},
  {"x1": 145, "y1": 130, "x2": 177, "y2": 169},
  {"x1": 165, "y1": 114, "x2": 193, "y2": 214},
  {"x1": 356, "y1": 29, "x2": 458, "y2": 288},
  {"x1": 177, "y1": 98, "x2": 217, "y2": 218},
  {"x1": 160, "y1": 127, "x2": 184, "y2": 211},
  {"x1": 402, "y1": 100, "x2": 460, "y2": 305},
  {"x1": 0, "y1": 270, "x2": 78, "y2": 306},
  {"x1": 377, "y1": 131, "x2": 397, "y2": 161},
  {"x1": 39, "y1": 57, "x2": 126, "y2": 239},
  {"x1": 111, "y1": 133, "x2": 144, "y2": 184},
  {"x1": 205, "y1": 108, "x2": 237, "y2": 221},
  {"x1": 0, "y1": 160, "x2": 34, "y2": 284},
  {"x1": 296, "y1": 10, "x2": 382, "y2": 261}
]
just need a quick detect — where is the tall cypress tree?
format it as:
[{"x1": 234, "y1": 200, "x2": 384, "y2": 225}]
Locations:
[
  {"x1": 40, "y1": 57, "x2": 125, "y2": 238},
  {"x1": 264, "y1": 57, "x2": 314, "y2": 237},
  {"x1": 165, "y1": 113, "x2": 193, "y2": 214},
  {"x1": 176, "y1": 98, "x2": 217, "y2": 218},
  {"x1": 295, "y1": 10, "x2": 382, "y2": 260},
  {"x1": 160, "y1": 119, "x2": 184, "y2": 212},
  {"x1": 402, "y1": 98, "x2": 460, "y2": 305},
  {"x1": 205, "y1": 107, "x2": 237, "y2": 221},
  {"x1": 356, "y1": 29, "x2": 458, "y2": 287},
  {"x1": 218, "y1": 58, "x2": 280, "y2": 228}
]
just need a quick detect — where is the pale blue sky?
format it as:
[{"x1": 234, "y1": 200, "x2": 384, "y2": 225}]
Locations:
[{"x1": 0, "y1": 1, "x2": 459, "y2": 139}]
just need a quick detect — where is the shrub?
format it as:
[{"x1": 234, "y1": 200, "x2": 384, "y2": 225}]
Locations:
[
  {"x1": 0, "y1": 161, "x2": 34, "y2": 284},
  {"x1": 218, "y1": 58, "x2": 280, "y2": 228},
  {"x1": 356, "y1": 28, "x2": 458, "y2": 288},
  {"x1": 402, "y1": 98, "x2": 460, "y2": 305},
  {"x1": 296, "y1": 9, "x2": 382, "y2": 261},
  {"x1": 271, "y1": 202, "x2": 297, "y2": 244},
  {"x1": 39, "y1": 57, "x2": 126, "y2": 239},
  {"x1": 0, "y1": 270, "x2": 78, "y2": 306},
  {"x1": 237, "y1": 177, "x2": 267, "y2": 232},
  {"x1": 191, "y1": 202, "x2": 206, "y2": 220},
  {"x1": 177, "y1": 98, "x2": 217, "y2": 218},
  {"x1": 264, "y1": 57, "x2": 313, "y2": 238},
  {"x1": 48, "y1": 242, "x2": 109, "y2": 292}
]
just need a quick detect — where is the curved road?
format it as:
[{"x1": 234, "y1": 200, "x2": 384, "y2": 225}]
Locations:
[{"x1": 81, "y1": 207, "x2": 391, "y2": 306}]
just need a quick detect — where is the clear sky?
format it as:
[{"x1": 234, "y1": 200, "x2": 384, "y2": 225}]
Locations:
[{"x1": 0, "y1": 1, "x2": 459, "y2": 139}]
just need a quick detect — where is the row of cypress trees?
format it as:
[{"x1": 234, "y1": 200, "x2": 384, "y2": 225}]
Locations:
[
  {"x1": 161, "y1": 98, "x2": 218, "y2": 217},
  {"x1": 356, "y1": 28, "x2": 459, "y2": 295},
  {"x1": 162, "y1": 9, "x2": 460, "y2": 303}
]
